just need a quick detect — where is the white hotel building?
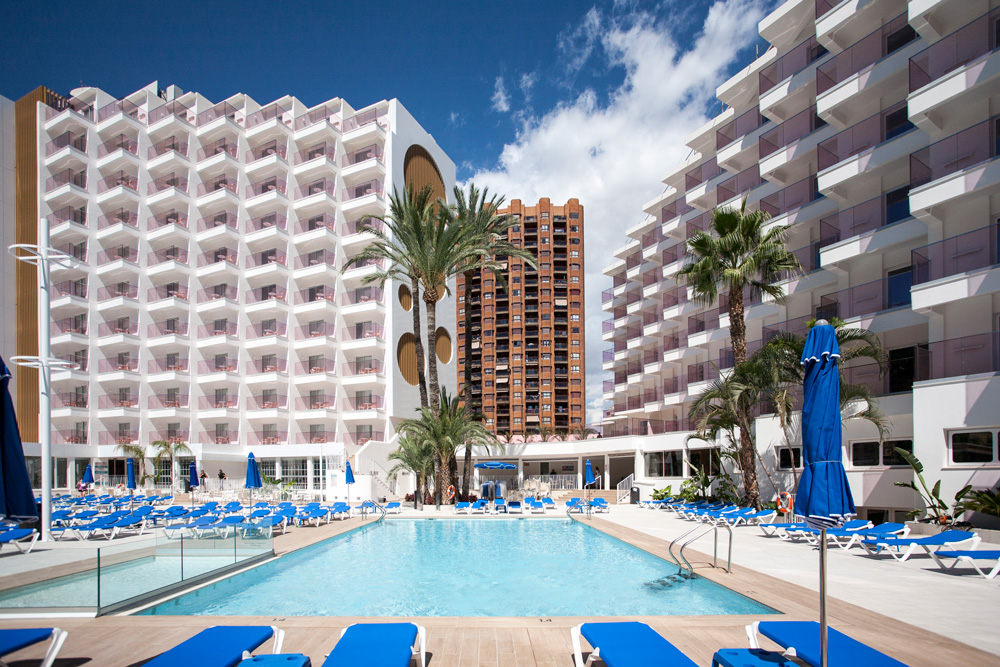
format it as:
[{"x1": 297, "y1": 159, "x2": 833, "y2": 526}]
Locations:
[
  {"x1": 599, "y1": 0, "x2": 1000, "y2": 522},
  {"x1": 12, "y1": 81, "x2": 455, "y2": 497}
]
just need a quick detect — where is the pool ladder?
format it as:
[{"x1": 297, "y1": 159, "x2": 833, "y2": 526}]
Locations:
[
  {"x1": 359, "y1": 501, "x2": 387, "y2": 524},
  {"x1": 667, "y1": 523, "x2": 733, "y2": 577}
]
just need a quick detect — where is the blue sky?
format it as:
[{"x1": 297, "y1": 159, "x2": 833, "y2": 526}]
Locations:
[{"x1": 1, "y1": 0, "x2": 775, "y2": 421}]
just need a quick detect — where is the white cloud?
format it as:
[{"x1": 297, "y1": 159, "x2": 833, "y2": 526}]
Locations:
[
  {"x1": 491, "y1": 76, "x2": 511, "y2": 113},
  {"x1": 448, "y1": 111, "x2": 464, "y2": 128},
  {"x1": 465, "y1": 1, "x2": 769, "y2": 425},
  {"x1": 519, "y1": 72, "x2": 538, "y2": 101}
]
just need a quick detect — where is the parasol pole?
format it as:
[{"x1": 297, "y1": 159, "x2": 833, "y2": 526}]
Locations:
[{"x1": 820, "y1": 526, "x2": 828, "y2": 667}]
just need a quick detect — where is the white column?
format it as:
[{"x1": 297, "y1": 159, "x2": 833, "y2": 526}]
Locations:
[
  {"x1": 517, "y1": 458, "x2": 524, "y2": 490},
  {"x1": 604, "y1": 454, "x2": 611, "y2": 491},
  {"x1": 577, "y1": 457, "x2": 583, "y2": 490},
  {"x1": 37, "y1": 223, "x2": 53, "y2": 541},
  {"x1": 306, "y1": 458, "x2": 314, "y2": 492}
]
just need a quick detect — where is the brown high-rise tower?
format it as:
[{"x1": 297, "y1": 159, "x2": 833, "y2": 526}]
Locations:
[{"x1": 457, "y1": 198, "x2": 586, "y2": 436}]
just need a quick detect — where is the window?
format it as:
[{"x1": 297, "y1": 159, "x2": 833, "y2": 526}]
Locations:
[
  {"x1": 884, "y1": 187, "x2": 910, "y2": 225},
  {"x1": 645, "y1": 451, "x2": 683, "y2": 477},
  {"x1": 514, "y1": 392, "x2": 521, "y2": 399},
  {"x1": 950, "y1": 431, "x2": 996, "y2": 464},
  {"x1": 888, "y1": 345, "x2": 925, "y2": 393},
  {"x1": 514, "y1": 417, "x2": 522, "y2": 425},
  {"x1": 571, "y1": 353, "x2": 580, "y2": 360},
  {"x1": 571, "y1": 365, "x2": 580, "y2": 372},
  {"x1": 886, "y1": 23, "x2": 917, "y2": 54},
  {"x1": 884, "y1": 106, "x2": 914, "y2": 141},
  {"x1": 851, "y1": 439, "x2": 913, "y2": 467},
  {"x1": 885, "y1": 267, "x2": 912, "y2": 309}
]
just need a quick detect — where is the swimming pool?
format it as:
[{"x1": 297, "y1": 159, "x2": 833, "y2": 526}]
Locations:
[{"x1": 142, "y1": 519, "x2": 775, "y2": 617}]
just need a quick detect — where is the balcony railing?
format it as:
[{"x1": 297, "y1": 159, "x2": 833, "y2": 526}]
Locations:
[
  {"x1": 49, "y1": 206, "x2": 86, "y2": 227},
  {"x1": 45, "y1": 169, "x2": 86, "y2": 192},
  {"x1": 56, "y1": 353, "x2": 87, "y2": 371},
  {"x1": 197, "y1": 248, "x2": 238, "y2": 267},
  {"x1": 294, "y1": 104, "x2": 341, "y2": 131},
  {"x1": 53, "y1": 393, "x2": 88, "y2": 409},
  {"x1": 197, "y1": 139, "x2": 238, "y2": 161},
  {"x1": 97, "y1": 135, "x2": 138, "y2": 158},
  {"x1": 246, "y1": 140, "x2": 287, "y2": 163},
  {"x1": 55, "y1": 430, "x2": 88, "y2": 445},
  {"x1": 196, "y1": 101, "x2": 240, "y2": 127},
  {"x1": 96, "y1": 245, "x2": 138, "y2": 266},
  {"x1": 147, "y1": 173, "x2": 188, "y2": 195},
  {"x1": 198, "y1": 396, "x2": 239, "y2": 409},
  {"x1": 910, "y1": 116, "x2": 999, "y2": 189},
  {"x1": 685, "y1": 157, "x2": 723, "y2": 190},
  {"x1": 661, "y1": 197, "x2": 692, "y2": 224},
  {"x1": 247, "y1": 432, "x2": 288, "y2": 446},
  {"x1": 247, "y1": 322, "x2": 287, "y2": 338},
  {"x1": 246, "y1": 286, "x2": 288, "y2": 304},
  {"x1": 97, "y1": 395, "x2": 139, "y2": 410},
  {"x1": 45, "y1": 131, "x2": 87, "y2": 156},
  {"x1": 247, "y1": 179, "x2": 287, "y2": 198},
  {"x1": 662, "y1": 286, "x2": 688, "y2": 309},
  {"x1": 909, "y1": 7, "x2": 1000, "y2": 92},
  {"x1": 147, "y1": 100, "x2": 192, "y2": 126},
  {"x1": 148, "y1": 135, "x2": 189, "y2": 160},
  {"x1": 295, "y1": 359, "x2": 336, "y2": 375},
  {"x1": 247, "y1": 249, "x2": 287, "y2": 269},
  {"x1": 197, "y1": 211, "x2": 238, "y2": 232},
  {"x1": 343, "y1": 217, "x2": 383, "y2": 235},
  {"x1": 97, "y1": 358, "x2": 138, "y2": 373},
  {"x1": 293, "y1": 213, "x2": 336, "y2": 235},
  {"x1": 148, "y1": 394, "x2": 190, "y2": 409},
  {"x1": 293, "y1": 249, "x2": 336, "y2": 269},
  {"x1": 296, "y1": 323, "x2": 335, "y2": 339},
  {"x1": 196, "y1": 321, "x2": 238, "y2": 338},
  {"x1": 342, "y1": 179, "x2": 383, "y2": 201},
  {"x1": 817, "y1": 13, "x2": 915, "y2": 94},
  {"x1": 245, "y1": 103, "x2": 292, "y2": 129},
  {"x1": 147, "y1": 321, "x2": 189, "y2": 337},
  {"x1": 344, "y1": 432, "x2": 384, "y2": 446},
  {"x1": 295, "y1": 431, "x2": 334, "y2": 444},
  {"x1": 97, "y1": 284, "x2": 138, "y2": 301},
  {"x1": 717, "y1": 165, "x2": 762, "y2": 203},
  {"x1": 759, "y1": 36, "x2": 828, "y2": 94},
  {"x1": 147, "y1": 209, "x2": 188, "y2": 231},
  {"x1": 342, "y1": 144, "x2": 384, "y2": 167},
  {"x1": 148, "y1": 358, "x2": 189, "y2": 373},
  {"x1": 296, "y1": 178, "x2": 337, "y2": 200},
  {"x1": 817, "y1": 274, "x2": 911, "y2": 320},
  {"x1": 246, "y1": 359, "x2": 288, "y2": 374},
  {"x1": 98, "y1": 431, "x2": 140, "y2": 445},
  {"x1": 641, "y1": 228, "x2": 664, "y2": 250},
  {"x1": 343, "y1": 324, "x2": 384, "y2": 340},
  {"x1": 147, "y1": 246, "x2": 189, "y2": 266},
  {"x1": 246, "y1": 395, "x2": 288, "y2": 410},
  {"x1": 688, "y1": 311, "x2": 720, "y2": 335},
  {"x1": 912, "y1": 224, "x2": 999, "y2": 285},
  {"x1": 759, "y1": 105, "x2": 825, "y2": 158},
  {"x1": 817, "y1": 102, "x2": 913, "y2": 171},
  {"x1": 296, "y1": 394, "x2": 336, "y2": 410},
  {"x1": 147, "y1": 285, "x2": 188, "y2": 302},
  {"x1": 294, "y1": 142, "x2": 335, "y2": 165},
  {"x1": 197, "y1": 178, "x2": 238, "y2": 197},
  {"x1": 247, "y1": 212, "x2": 287, "y2": 234},
  {"x1": 343, "y1": 395, "x2": 384, "y2": 410},
  {"x1": 97, "y1": 98, "x2": 142, "y2": 123},
  {"x1": 198, "y1": 285, "x2": 239, "y2": 303},
  {"x1": 687, "y1": 360, "x2": 721, "y2": 385},
  {"x1": 294, "y1": 287, "x2": 336, "y2": 304},
  {"x1": 819, "y1": 192, "x2": 913, "y2": 247},
  {"x1": 815, "y1": 0, "x2": 839, "y2": 18},
  {"x1": 342, "y1": 287, "x2": 383, "y2": 305},
  {"x1": 716, "y1": 107, "x2": 768, "y2": 150},
  {"x1": 759, "y1": 176, "x2": 821, "y2": 218},
  {"x1": 344, "y1": 360, "x2": 383, "y2": 376},
  {"x1": 343, "y1": 108, "x2": 388, "y2": 132},
  {"x1": 96, "y1": 210, "x2": 138, "y2": 231},
  {"x1": 916, "y1": 331, "x2": 1000, "y2": 381},
  {"x1": 200, "y1": 431, "x2": 239, "y2": 445},
  {"x1": 52, "y1": 280, "x2": 87, "y2": 298},
  {"x1": 197, "y1": 360, "x2": 238, "y2": 374}
]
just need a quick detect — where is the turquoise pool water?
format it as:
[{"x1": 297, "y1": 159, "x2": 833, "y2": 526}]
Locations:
[{"x1": 142, "y1": 519, "x2": 775, "y2": 617}]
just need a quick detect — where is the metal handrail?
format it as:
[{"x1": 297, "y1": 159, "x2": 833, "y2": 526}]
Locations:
[
  {"x1": 677, "y1": 523, "x2": 734, "y2": 575},
  {"x1": 667, "y1": 523, "x2": 713, "y2": 575},
  {"x1": 359, "y1": 500, "x2": 386, "y2": 524}
]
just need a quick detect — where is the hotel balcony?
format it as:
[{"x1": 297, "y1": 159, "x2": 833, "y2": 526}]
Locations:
[
  {"x1": 245, "y1": 358, "x2": 288, "y2": 383},
  {"x1": 196, "y1": 138, "x2": 239, "y2": 171},
  {"x1": 341, "y1": 257, "x2": 384, "y2": 285},
  {"x1": 342, "y1": 107, "x2": 388, "y2": 143},
  {"x1": 51, "y1": 279, "x2": 88, "y2": 310},
  {"x1": 292, "y1": 141, "x2": 337, "y2": 178},
  {"x1": 340, "y1": 179, "x2": 384, "y2": 215},
  {"x1": 815, "y1": 0, "x2": 902, "y2": 52},
  {"x1": 196, "y1": 248, "x2": 239, "y2": 281},
  {"x1": 43, "y1": 130, "x2": 87, "y2": 169},
  {"x1": 244, "y1": 102, "x2": 294, "y2": 140},
  {"x1": 197, "y1": 395, "x2": 241, "y2": 416},
  {"x1": 341, "y1": 323, "x2": 384, "y2": 352},
  {"x1": 911, "y1": 224, "x2": 1000, "y2": 313},
  {"x1": 96, "y1": 98, "x2": 144, "y2": 129},
  {"x1": 245, "y1": 212, "x2": 288, "y2": 245},
  {"x1": 341, "y1": 217, "x2": 383, "y2": 248},
  {"x1": 52, "y1": 392, "x2": 89, "y2": 419},
  {"x1": 816, "y1": 103, "x2": 924, "y2": 202},
  {"x1": 43, "y1": 96, "x2": 94, "y2": 132},
  {"x1": 686, "y1": 309, "x2": 727, "y2": 348},
  {"x1": 293, "y1": 358, "x2": 337, "y2": 386},
  {"x1": 245, "y1": 394, "x2": 289, "y2": 420},
  {"x1": 147, "y1": 135, "x2": 190, "y2": 172},
  {"x1": 95, "y1": 283, "x2": 138, "y2": 314},
  {"x1": 148, "y1": 431, "x2": 191, "y2": 446},
  {"x1": 908, "y1": 116, "x2": 1000, "y2": 223},
  {"x1": 293, "y1": 213, "x2": 338, "y2": 250},
  {"x1": 50, "y1": 353, "x2": 89, "y2": 382},
  {"x1": 146, "y1": 209, "x2": 189, "y2": 243},
  {"x1": 97, "y1": 393, "x2": 140, "y2": 416},
  {"x1": 343, "y1": 431, "x2": 384, "y2": 447},
  {"x1": 245, "y1": 322, "x2": 288, "y2": 352},
  {"x1": 683, "y1": 158, "x2": 727, "y2": 211},
  {"x1": 147, "y1": 284, "x2": 189, "y2": 313},
  {"x1": 195, "y1": 210, "x2": 239, "y2": 243},
  {"x1": 95, "y1": 244, "x2": 138, "y2": 279},
  {"x1": 716, "y1": 165, "x2": 768, "y2": 210},
  {"x1": 44, "y1": 169, "x2": 87, "y2": 206},
  {"x1": 341, "y1": 395, "x2": 384, "y2": 419},
  {"x1": 195, "y1": 101, "x2": 243, "y2": 137},
  {"x1": 94, "y1": 209, "x2": 139, "y2": 245},
  {"x1": 147, "y1": 320, "x2": 189, "y2": 346},
  {"x1": 245, "y1": 178, "x2": 288, "y2": 210},
  {"x1": 246, "y1": 248, "x2": 288, "y2": 278},
  {"x1": 147, "y1": 357, "x2": 189, "y2": 381},
  {"x1": 147, "y1": 100, "x2": 196, "y2": 136},
  {"x1": 341, "y1": 360, "x2": 385, "y2": 388},
  {"x1": 196, "y1": 359, "x2": 239, "y2": 382},
  {"x1": 816, "y1": 274, "x2": 925, "y2": 333},
  {"x1": 819, "y1": 192, "x2": 923, "y2": 268},
  {"x1": 716, "y1": 43, "x2": 776, "y2": 110},
  {"x1": 294, "y1": 103, "x2": 341, "y2": 139},
  {"x1": 292, "y1": 286, "x2": 336, "y2": 317},
  {"x1": 196, "y1": 175, "x2": 240, "y2": 207},
  {"x1": 294, "y1": 394, "x2": 337, "y2": 419},
  {"x1": 245, "y1": 140, "x2": 288, "y2": 175},
  {"x1": 53, "y1": 429, "x2": 89, "y2": 445},
  {"x1": 247, "y1": 431, "x2": 289, "y2": 447},
  {"x1": 341, "y1": 287, "x2": 383, "y2": 315},
  {"x1": 245, "y1": 285, "x2": 289, "y2": 316},
  {"x1": 293, "y1": 323, "x2": 336, "y2": 351},
  {"x1": 758, "y1": 105, "x2": 834, "y2": 184},
  {"x1": 195, "y1": 321, "x2": 239, "y2": 349},
  {"x1": 198, "y1": 430, "x2": 239, "y2": 446},
  {"x1": 147, "y1": 246, "x2": 189, "y2": 276},
  {"x1": 912, "y1": 331, "x2": 1000, "y2": 386},
  {"x1": 292, "y1": 249, "x2": 336, "y2": 281},
  {"x1": 48, "y1": 205, "x2": 88, "y2": 237},
  {"x1": 816, "y1": 13, "x2": 921, "y2": 128},
  {"x1": 908, "y1": 8, "x2": 1000, "y2": 135},
  {"x1": 341, "y1": 143, "x2": 385, "y2": 180},
  {"x1": 147, "y1": 393, "x2": 190, "y2": 415},
  {"x1": 715, "y1": 107, "x2": 770, "y2": 173},
  {"x1": 95, "y1": 134, "x2": 139, "y2": 171},
  {"x1": 662, "y1": 286, "x2": 697, "y2": 321},
  {"x1": 98, "y1": 430, "x2": 140, "y2": 446},
  {"x1": 293, "y1": 430, "x2": 335, "y2": 445},
  {"x1": 759, "y1": 36, "x2": 830, "y2": 122},
  {"x1": 96, "y1": 357, "x2": 139, "y2": 380},
  {"x1": 146, "y1": 173, "x2": 189, "y2": 207},
  {"x1": 759, "y1": 175, "x2": 835, "y2": 232},
  {"x1": 294, "y1": 177, "x2": 337, "y2": 213}
]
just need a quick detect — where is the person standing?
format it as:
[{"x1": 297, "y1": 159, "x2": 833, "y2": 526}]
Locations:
[{"x1": 217, "y1": 468, "x2": 227, "y2": 490}]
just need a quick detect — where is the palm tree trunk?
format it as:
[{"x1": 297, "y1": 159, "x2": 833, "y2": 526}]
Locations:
[
  {"x1": 461, "y1": 268, "x2": 475, "y2": 499},
  {"x1": 728, "y1": 288, "x2": 762, "y2": 509},
  {"x1": 424, "y1": 289, "x2": 443, "y2": 508},
  {"x1": 411, "y1": 277, "x2": 428, "y2": 408}
]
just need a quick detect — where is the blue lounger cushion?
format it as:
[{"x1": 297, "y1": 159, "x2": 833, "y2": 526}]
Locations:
[
  {"x1": 754, "y1": 621, "x2": 908, "y2": 667},
  {"x1": 322, "y1": 622, "x2": 424, "y2": 667},
  {"x1": 0, "y1": 628, "x2": 67, "y2": 667},
  {"x1": 574, "y1": 622, "x2": 699, "y2": 667},
  {"x1": 144, "y1": 625, "x2": 280, "y2": 667}
]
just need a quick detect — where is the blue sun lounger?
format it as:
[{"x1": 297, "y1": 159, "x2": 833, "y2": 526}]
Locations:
[
  {"x1": 0, "y1": 528, "x2": 39, "y2": 553},
  {"x1": 861, "y1": 530, "x2": 980, "y2": 561},
  {"x1": 322, "y1": 622, "x2": 426, "y2": 667},
  {"x1": 571, "y1": 622, "x2": 698, "y2": 667},
  {"x1": 144, "y1": 625, "x2": 284, "y2": 667},
  {"x1": 748, "y1": 621, "x2": 910, "y2": 667},
  {"x1": 453, "y1": 501, "x2": 471, "y2": 514},
  {"x1": 930, "y1": 549, "x2": 1000, "y2": 579},
  {"x1": 0, "y1": 628, "x2": 67, "y2": 667}
]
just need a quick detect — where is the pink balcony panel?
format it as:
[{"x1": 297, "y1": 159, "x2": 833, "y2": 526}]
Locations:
[
  {"x1": 716, "y1": 107, "x2": 767, "y2": 150},
  {"x1": 343, "y1": 324, "x2": 383, "y2": 340},
  {"x1": 147, "y1": 210, "x2": 188, "y2": 231},
  {"x1": 342, "y1": 179, "x2": 383, "y2": 201},
  {"x1": 97, "y1": 210, "x2": 138, "y2": 230},
  {"x1": 247, "y1": 212, "x2": 288, "y2": 233},
  {"x1": 294, "y1": 249, "x2": 336, "y2": 269},
  {"x1": 97, "y1": 321, "x2": 138, "y2": 336},
  {"x1": 297, "y1": 359, "x2": 337, "y2": 375},
  {"x1": 296, "y1": 178, "x2": 337, "y2": 200},
  {"x1": 45, "y1": 169, "x2": 86, "y2": 192},
  {"x1": 247, "y1": 432, "x2": 288, "y2": 446},
  {"x1": 196, "y1": 321, "x2": 238, "y2": 338},
  {"x1": 343, "y1": 108, "x2": 388, "y2": 132},
  {"x1": 246, "y1": 395, "x2": 288, "y2": 410},
  {"x1": 147, "y1": 285, "x2": 188, "y2": 302},
  {"x1": 148, "y1": 321, "x2": 189, "y2": 337},
  {"x1": 247, "y1": 321, "x2": 287, "y2": 338},
  {"x1": 45, "y1": 131, "x2": 87, "y2": 156},
  {"x1": 343, "y1": 395, "x2": 384, "y2": 411},
  {"x1": 685, "y1": 157, "x2": 722, "y2": 190},
  {"x1": 97, "y1": 358, "x2": 138, "y2": 373},
  {"x1": 816, "y1": 14, "x2": 914, "y2": 95},
  {"x1": 49, "y1": 206, "x2": 87, "y2": 227},
  {"x1": 247, "y1": 179, "x2": 287, "y2": 198},
  {"x1": 197, "y1": 179, "x2": 239, "y2": 197},
  {"x1": 910, "y1": 8, "x2": 1000, "y2": 92},
  {"x1": 150, "y1": 431, "x2": 190, "y2": 444},
  {"x1": 342, "y1": 287, "x2": 383, "y2": 305},
  {"x1": 148, "y1": 136, "x2": 189, "y2": 160},
  {"x1": 54, "y1": 430, "x2": 88, "y2": 444},
  {"x1": 147, "y1": 100, "x2": 193, "y2": 126},
  {"x1": 345, "y1": 360, "x2": 383, "y2": 375},
  {"x1": 197, "y1": 139, "x2": 239, "y2": 162},
  {"x1": 247, "y1": 250, "x2": 287, "y2": 269},
  {"x1": 759, "y1": 36, "x2": 827, "y2": 94},
  {"x1": 52, "y1": 280, "x2": 87, "y2": 298},
  {"x1": 342, "y1": 144, "x2": 384, "y2": 167},
  {"x1": 197, "y1": 248, "x2": 238, "y2": 267},
  {"x1": 97, "y1": 395, "x2": 139, "y2": 410},
  {"x1": 295, "y1": 431, "x2": 334, "y2": 444},
  {"x1": 817, "y1": 102, "x2": 911, "y2": 171},
  {"x1": 759, "y1": 105, "x2": 824, "y2": 159},
  {"x1": 247, "y1": 359, "x2": 288, "y2": 374},
  {"x1": 96, "y1": 284, "x2": 138, "y2": 301},
  {"x1": 247, "y1": 141, "x2": 287, "y2": 162},
  {"x1": 196, "y1": 360, "x2": 238, "y2": 374},
  {"x1": 245, "y1": 103, "x2": 292, "y2": 129},
  {"x1": 97, "y1": 135, "x2": 138, "y2": 158},
  {"x1": 197, "y1": 211, "x2": 238, "y2": 232},
  {"x1": 147, "y1": 247, "x2": 188, "y2": 266},
  {"x1": 910, "y1": 116, "x2": 999, "y2": 188},
  {"x1": 759, "y1": 176, "x2": 821, "y2": 218},
  {"x1": 148, "y1": 358, "x2": 189, "y2": 373},
  {"x1": 294, "y1": 287, "x2": 336, "y2": 304},
  {"x1": 97, "y1": 99, "x2": 142, "y2": 123},
  {"x1": 198, "y1": 396, "x2": 239, "y2": 409},
  {"x1": 196, "y1": 101, "x2": 240, "y2": 127},
  {"x1": 296, "y1": 395, "x2": 336, "y2": 410},
  {"x1": 296, "y1": 323, "x2": 336, "y2": 339},
  {"x1": 294, "y1": 142, "x2": 335, "y2": 165},
  {"x1": 246, "y1": 286, "x2": 288, "y2": 304},
  {"x1": 201, "y1": 431, "x2": 239, "y2": 445},
  {"x1": 54, "y1": 393, "x2": 88, "y2": 408},
  {"x1": 148, "y1": 394, "x2": 190, "y2": 409},
  {"x1": 294, "y1": 104, "x2": 341, "y2": 131},
  {"x1": 96, "y1": 246, "x2": 138, "y2": 266},
  {"x1": 98, "y1": 431, "x2": 140, "y2": 445},
  {"x1": 912, "y1": 224, "x2": 999, "y2": 285},
  {"x1": 147, "y1": 174, "x2": 188, "y2": 195},
  {"x1": 717, "y1": 165, "x2": 762, "y2": 203},
  {"x1": 661, "y1": 197, "x2": 692, "y2": 224}
]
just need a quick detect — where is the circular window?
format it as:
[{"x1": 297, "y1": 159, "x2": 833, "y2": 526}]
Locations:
[
  {"x1": 435, "y1": 327, "x2": 452, "y2": 364},
  {"x1": 398, "y1": 284, "x2": 412, "y2": 311},
  {"x1": 396, "y1": 333, "x2": 418, "y2": 386}
]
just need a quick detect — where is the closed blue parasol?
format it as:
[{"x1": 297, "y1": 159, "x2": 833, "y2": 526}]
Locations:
[
  {"x1": 81, "y1": 464, "x2": 94, "y2": 486},
  {"x1": 585, "y1": 459, "x2": 595, "y2": 486},
  {"x1": 189, "y1": 460, "x2": 199, "y2": 489},
  {"x1": 0, "y1": 356, "x2": 37, "y2": 520},
  {"x1": 126, "y1": 458, "x2": 136, "y2": 490},
  {"x1": 474, "y1": 461, "x2": 516, "y2": 470},
  {"x1": 246, "y1": 452, "x2": 262, "y2": 506},
  {"x1": 344, "y1": 460, "x2": 355, "y2": 503},
  {"x1": 795, "y1": 321, "x2": 855, "y2": 667}
]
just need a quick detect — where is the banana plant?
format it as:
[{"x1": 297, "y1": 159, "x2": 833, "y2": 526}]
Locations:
[{"x1": 893, "y1": 448, "x2": 970, "y2": 525}]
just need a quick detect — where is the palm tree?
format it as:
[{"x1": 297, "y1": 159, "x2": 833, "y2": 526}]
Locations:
[
  {"x1": 679, "y1": 195, "x2": 801, "y2": 508},
  {"x1": 150, "y1": 440, "x2": 192, "y2": 493},
  {"x1": 387, "y1": 434, "x2": 434, "y2": 509},
  {"x1": 450, "y1": 183, "x2": 538, "y2": 498},
  {"x1": 399, "y1": 387, "x2": 502, "y2": 506},
  {"x1": 345, "y1": 185, "x2": 437, "y2": 407},
  {"x1": 114, "y1": 442, "x2": 153, "y2": 488}
]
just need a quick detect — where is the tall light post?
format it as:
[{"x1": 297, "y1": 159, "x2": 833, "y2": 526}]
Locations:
[{"x1": 9, "y1": 218, "x2": 80, "y2": 541}]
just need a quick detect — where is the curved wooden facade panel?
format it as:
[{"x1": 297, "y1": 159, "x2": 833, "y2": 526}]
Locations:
[
  {"x1": 403, "y1": 145, "x2": 446, "y2": 202},
  {"x1": 396, "y1": 332, "x2": 419, "y2": 386}
]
